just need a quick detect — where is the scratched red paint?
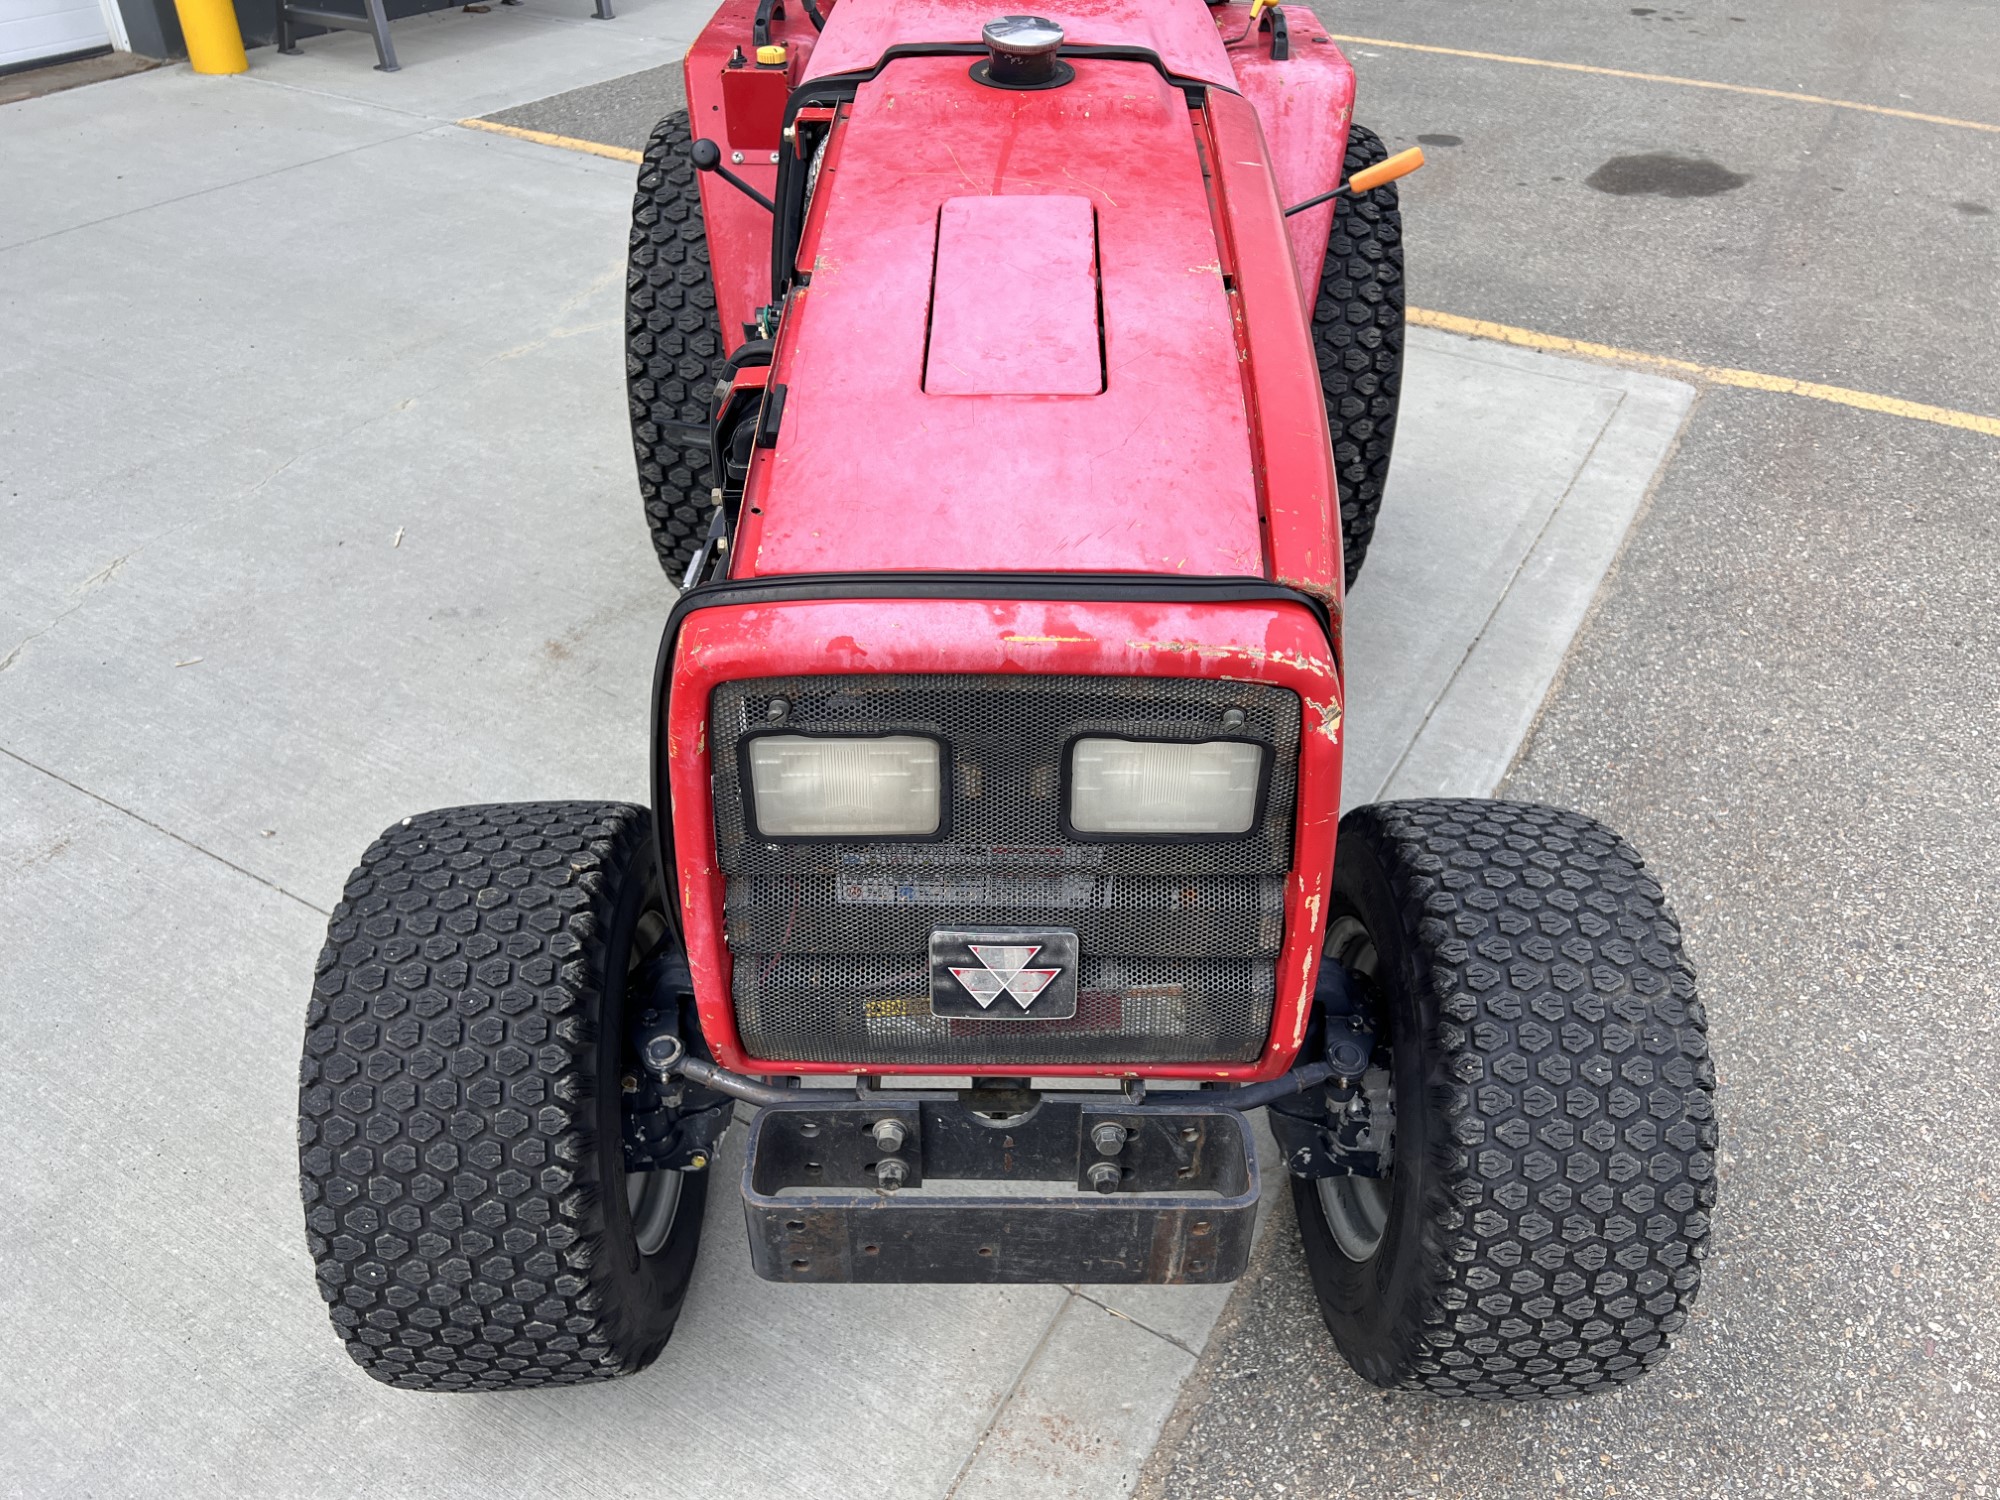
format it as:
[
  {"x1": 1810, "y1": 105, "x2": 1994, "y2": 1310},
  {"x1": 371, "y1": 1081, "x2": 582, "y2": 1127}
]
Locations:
[
  {"x1": 662, "y1": 596, "x2": 1346, "y2": 1080},
  {"x1": 731, "y1": 56, "x2": 1264, "y2": 578}
]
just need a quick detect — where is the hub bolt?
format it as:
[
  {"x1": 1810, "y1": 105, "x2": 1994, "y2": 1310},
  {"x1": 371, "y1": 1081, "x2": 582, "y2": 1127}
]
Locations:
[
  {"x1": 1090, "y1": 1121, "x2": 1129, "y2": 1156},
  {"x1": 1086, "y1": 1161, "x2": 1122, "y2": 1194},
  {"x1": 876, "y1": 1158, "x2": 908, "y2": 1191},
  {"x1": 872, "y1": 1118, "x2": 908, "y2": 1153}
]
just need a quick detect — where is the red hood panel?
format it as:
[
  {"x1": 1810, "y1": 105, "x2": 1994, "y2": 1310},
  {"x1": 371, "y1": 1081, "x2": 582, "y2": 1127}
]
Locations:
[{"x1": 734, "y1": 56, "x2": 1264, "y2": 580}]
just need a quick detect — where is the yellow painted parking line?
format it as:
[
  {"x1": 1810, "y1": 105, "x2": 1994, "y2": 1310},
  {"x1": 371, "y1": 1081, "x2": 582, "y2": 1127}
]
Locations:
[
  {"x1": 1324, "y1": 33, "x2": 2000, "y2": 135},
  {"x1": 456, "y1": 116, "x2": 644, "y2": 163},
  {"x1": 454, "y1": 119, "x2": 1999, "y2": 440},
  {"x1": 1412, "y1": 308, "x2": 2000, "y2": 438}
]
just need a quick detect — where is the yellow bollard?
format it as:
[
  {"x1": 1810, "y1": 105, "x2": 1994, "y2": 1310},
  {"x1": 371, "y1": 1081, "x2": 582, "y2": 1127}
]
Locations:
[{"x1": 172, "y1": 0, "x2": 249, "y2": 74}]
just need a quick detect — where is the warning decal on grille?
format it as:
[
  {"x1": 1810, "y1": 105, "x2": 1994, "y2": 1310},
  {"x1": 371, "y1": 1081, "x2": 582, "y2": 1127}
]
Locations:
[
  {"x1": 929, "y1": 928, "x2": 1080, "y2": 1021},
  {"x1": 838, "y1": 872, "x2": 1100, "y2": 907}
]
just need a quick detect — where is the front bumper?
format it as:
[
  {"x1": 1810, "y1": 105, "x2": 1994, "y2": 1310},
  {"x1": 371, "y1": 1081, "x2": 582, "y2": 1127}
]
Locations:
[{"x1": 742, "y1": 1091, "x2": 1259, "y2": 1284}]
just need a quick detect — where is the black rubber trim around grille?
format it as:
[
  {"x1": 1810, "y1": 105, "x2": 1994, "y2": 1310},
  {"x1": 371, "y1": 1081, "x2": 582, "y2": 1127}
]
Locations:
[{"x1": 647, "y1": 571, "x2": 1338, "y2": 940}]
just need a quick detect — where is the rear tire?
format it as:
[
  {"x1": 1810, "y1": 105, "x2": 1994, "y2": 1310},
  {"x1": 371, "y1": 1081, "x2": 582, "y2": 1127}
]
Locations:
[
  {"x1": 299, "y1": 802, "x2": 708, "y2": 1390},
  {"x1": 1294, "y1": 800, "x2": 1716, "y2": 1400},
  {"x1": 1314, "y1": 122, "x2": 1406, "y2": 590},
  {"x1": 628, "y1": 109, "x2": 727, "y2": 582}
]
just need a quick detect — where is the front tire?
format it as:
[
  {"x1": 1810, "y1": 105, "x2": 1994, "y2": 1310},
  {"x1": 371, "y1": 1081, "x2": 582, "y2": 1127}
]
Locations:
[
  {"x1": 1294, "y1": 800, "x2": 1716, "y2": 1400},
  {"x1": 1314, "y1": 122, "x2": 1406, "y2": 590},
  {"x1": 627, "y1": 109, "x2": 727, "y2": 582},
  {"x1": 299, "y1": 802, "x2": 708, "y2": 1390}
]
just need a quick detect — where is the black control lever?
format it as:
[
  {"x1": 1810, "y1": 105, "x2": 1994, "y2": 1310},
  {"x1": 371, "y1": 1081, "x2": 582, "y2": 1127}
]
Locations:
[{"x1": 690, "y1": 138, "x2": 776, "y2": 214}]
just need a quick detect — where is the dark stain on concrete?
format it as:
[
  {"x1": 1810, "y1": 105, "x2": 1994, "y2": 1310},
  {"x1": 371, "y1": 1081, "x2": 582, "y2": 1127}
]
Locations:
[
  {"x1": 1416, "y1": 133, "x2": 1463, "y2": 147},
  {"x1": 1586, "y1": 152, "x2": 1750, "y2": 198},
  {"x1": 1955, "y1": 200, "x2": 1993, "y2": 217}
]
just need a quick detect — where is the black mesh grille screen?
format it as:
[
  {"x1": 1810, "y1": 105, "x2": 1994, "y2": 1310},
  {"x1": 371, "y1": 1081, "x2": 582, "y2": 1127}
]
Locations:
[{"x1": 710, "y1": 674, "x2": 1300, "y2": 1066}]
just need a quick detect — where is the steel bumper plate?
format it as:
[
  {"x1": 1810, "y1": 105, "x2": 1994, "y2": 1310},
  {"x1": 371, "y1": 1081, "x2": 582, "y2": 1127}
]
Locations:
[{"x1": 742, "y1": 1093, "x2": 1259, "y2": 1283}]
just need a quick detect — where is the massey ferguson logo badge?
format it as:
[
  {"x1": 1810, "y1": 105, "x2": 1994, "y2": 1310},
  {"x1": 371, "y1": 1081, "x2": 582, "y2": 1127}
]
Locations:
[
  {"x1": 929, "y1": 928, "x2": 1079, "y2": 1021},
  {"x1": 950, "y1": 945, "x2": 1060, "y2": 1010}
]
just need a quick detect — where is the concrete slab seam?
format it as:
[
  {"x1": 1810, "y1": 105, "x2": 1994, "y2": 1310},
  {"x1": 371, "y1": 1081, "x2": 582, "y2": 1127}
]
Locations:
[
  {"x1": 1494, "y1": 384, "x2": 1704, "y2": 794},
  {"x1": 0, "y1": 124, "x2": 439, "y2": 255},
  {"x1": 1126, "y1": 1188, "x2": 1294, "y2": 1500},
  {"x1": 0, "y1": 744, "x2": 330, "y2": 916},
  {"x1": 940, "y1": 1292, "x2": 1078, "y2": 1500},
  {"x1": 1068, "y1": 1289, "x2": 1203, "y2": 1358},
  {"x1": 232, "y1": 72, "x2": 444, "y2": 123},
  {"x1": 1381, "y1": 379, "x2": 1695, "y2": 800},
  {"x1": 1370, "y1": 389, "x2": 1627, "y2": 802}
]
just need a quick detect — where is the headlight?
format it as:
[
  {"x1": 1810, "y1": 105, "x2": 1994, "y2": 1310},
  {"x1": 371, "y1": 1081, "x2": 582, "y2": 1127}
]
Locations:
[
  {"x1": 1066, "y1": 737, "x2": 1266, "y2": 836},
  {"x1": 745, "y1": 734, "x2": 944, "y2": 838}
]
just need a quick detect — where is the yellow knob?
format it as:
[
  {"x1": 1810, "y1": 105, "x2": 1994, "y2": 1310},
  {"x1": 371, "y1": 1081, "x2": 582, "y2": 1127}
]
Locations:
[{"x1": 756, "y1": 43, "x2": 787, "y2": 65}]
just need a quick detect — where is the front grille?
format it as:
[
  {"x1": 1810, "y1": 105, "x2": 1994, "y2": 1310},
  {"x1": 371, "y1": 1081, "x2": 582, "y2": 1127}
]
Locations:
[{"x1": 710, "y1": 674, "x2": 1300, "y2": 1066}]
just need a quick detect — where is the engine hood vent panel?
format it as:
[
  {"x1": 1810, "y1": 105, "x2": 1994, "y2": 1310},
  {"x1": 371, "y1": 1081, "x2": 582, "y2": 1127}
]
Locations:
[{"x1": 924, "y1": 194, "x2": 1103, "y2": 396}]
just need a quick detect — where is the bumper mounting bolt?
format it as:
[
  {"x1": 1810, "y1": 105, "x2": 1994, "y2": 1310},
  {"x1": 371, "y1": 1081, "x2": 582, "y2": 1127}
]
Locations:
[
  {"x1": 1086, "y1": 1161, "x2": 1122, "y2": 1194},
  {"x1": 1090, "y1": 1121, "x2": 1128, "y2": 1156},
  {"x1": 876, "y1": 1158, "x2": 908, "y2": 1191},
  {"x1": 871, "y1": 1117, "x2": 908, "y2": 1153}
]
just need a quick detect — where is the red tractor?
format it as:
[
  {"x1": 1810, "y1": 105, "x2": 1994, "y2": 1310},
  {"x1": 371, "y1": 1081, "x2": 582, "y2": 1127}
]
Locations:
[{"x1": 299, "y1": 0, "x2": 1715, "y2": 1402}]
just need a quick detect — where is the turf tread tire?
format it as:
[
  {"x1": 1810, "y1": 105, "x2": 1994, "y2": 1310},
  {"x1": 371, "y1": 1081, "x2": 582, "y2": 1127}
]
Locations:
[
  {"x1": 1296, "y1": 799, "x2": 1715, "y2": 1400},
  {"x1": 299, "y1": 801, "x2": 706, "y2": 1391},
  {"x1": 1314, "y1": 123, "x2": 1406, "y2": 589},
  {"x1": 627, "y1": 109, "x2": 727, "y2": 581}
]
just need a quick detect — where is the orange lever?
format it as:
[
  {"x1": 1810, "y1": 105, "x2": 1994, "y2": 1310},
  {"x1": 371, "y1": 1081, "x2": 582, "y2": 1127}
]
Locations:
[
  {"x1": 1283, "y1": 144, "x2": 1427, "y2": 217},
  {"x1": 1347, "y1": 146, "x2": 1426, "y2": 195}
]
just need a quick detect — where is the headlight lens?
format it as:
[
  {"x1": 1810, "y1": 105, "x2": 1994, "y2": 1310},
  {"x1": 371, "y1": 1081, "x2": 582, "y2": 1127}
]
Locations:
[
  {"x1": 746, "y1": 734, "x2": 943, "y2": 837},
  {"x1": 1067, "y1": 737, "x2": 1265, "y2": 836}
]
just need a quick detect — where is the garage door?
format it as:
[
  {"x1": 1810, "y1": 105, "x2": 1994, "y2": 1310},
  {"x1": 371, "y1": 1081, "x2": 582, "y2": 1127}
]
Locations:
[{"x1": 1, "y1": 0, "x2": 113, "y2": 69}]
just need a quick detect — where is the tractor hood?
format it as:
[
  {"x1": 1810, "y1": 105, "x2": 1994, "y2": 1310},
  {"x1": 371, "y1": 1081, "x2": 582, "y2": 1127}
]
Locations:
[
  {"x1": 729, "y1": 54, "x2": 1270, "y2": 580},
  {"x1": 801, "y1": 0, "x2": 1240, "y2": 89}
]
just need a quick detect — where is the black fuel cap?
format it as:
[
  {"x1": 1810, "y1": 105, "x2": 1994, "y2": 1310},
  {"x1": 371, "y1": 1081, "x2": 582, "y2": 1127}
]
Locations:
[{"x1": 975, "y1": 15, "x2": 1073, "y2": 89}]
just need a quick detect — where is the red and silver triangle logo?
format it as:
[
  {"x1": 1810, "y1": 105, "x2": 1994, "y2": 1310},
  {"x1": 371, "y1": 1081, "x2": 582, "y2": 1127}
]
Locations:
[{"x1": 948, "y1": 944, "x2": 1062, "y2": 1011}]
